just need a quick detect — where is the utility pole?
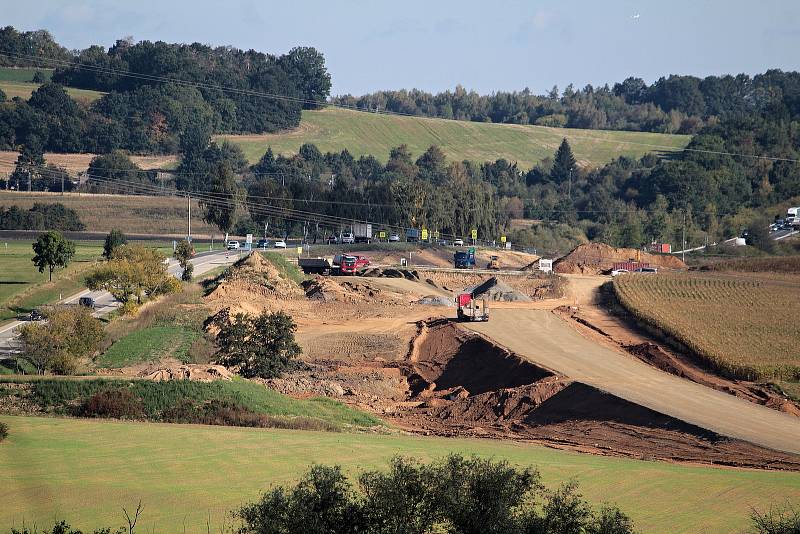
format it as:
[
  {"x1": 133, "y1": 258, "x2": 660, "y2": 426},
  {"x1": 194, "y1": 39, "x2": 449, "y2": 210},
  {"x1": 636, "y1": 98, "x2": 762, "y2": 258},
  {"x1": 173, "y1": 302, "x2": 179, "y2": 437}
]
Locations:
[
  {"x1": 682, "y1": 212, "x2": 686, "y2": 263},
  {"x1": 187, "y1": 194, "x2": 192, "y2": 242},
  {"x1": 60, "y1": 172, "x2": 64, "y2": 196},
  {"x1": 568, "y1": 169, "x2": 572, "y2": 200}
]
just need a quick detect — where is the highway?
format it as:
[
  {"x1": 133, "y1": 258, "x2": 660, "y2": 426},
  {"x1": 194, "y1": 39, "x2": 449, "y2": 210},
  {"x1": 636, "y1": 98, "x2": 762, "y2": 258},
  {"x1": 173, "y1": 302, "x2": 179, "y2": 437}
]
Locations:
[
  {"x1": 467, "y1": 309, "x2": 800, "y2": 455},
  {"x1": 0, "y1": 249, "x2": 237, "y2": 354}
]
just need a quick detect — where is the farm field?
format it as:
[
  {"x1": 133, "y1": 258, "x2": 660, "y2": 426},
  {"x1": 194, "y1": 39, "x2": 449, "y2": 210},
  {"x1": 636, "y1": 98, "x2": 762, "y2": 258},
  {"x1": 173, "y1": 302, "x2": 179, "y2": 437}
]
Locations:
[
  {"x1": 613, "y1": 272, "x2": 800, "y2": 381},
  {"x1": 0, "y1": 192, "x2": 215, "y2": 235},
  {"x1": 217, "y1": 106, "x2": 692, "y2": 169},
  {"x1": 0, "y1": 67, "x2": 54, "y2": 83},
  {"x1": 2, "y1": 415, "x2": 798, "y2": 533},
  {"x1": 0, "y1": 80, "x2": 104, "y2": 103},
  {"x1": 0, "y1": 152, "x2": 178, "y2": 174}
]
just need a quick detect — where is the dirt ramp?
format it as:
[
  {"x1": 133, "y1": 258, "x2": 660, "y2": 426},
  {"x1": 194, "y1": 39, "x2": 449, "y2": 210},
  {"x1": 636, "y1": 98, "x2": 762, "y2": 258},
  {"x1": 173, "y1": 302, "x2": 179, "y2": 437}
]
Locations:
[
  {"x1": 554, "y1": 242, "x2": 686, "y2": 274},
  {"x1": 409, "y1": 321, "x2": 554, "y2": 396}
]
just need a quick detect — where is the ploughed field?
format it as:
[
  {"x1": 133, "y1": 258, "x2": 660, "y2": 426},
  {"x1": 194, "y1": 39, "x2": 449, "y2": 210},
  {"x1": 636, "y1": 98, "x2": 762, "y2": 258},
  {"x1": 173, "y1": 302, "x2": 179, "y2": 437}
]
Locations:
[{"x1": 613, "y1": 272, "x2": 800, "y2": 381}]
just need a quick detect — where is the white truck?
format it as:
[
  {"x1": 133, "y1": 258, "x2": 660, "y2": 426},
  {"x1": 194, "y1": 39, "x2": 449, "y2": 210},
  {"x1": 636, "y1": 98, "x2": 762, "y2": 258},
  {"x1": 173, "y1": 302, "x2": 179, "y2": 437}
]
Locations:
[
  {"x1": 352, "y1": 223, "x2": 373, "y2": 243},
  {"x1": 787, "y1": 207, "x2": 800, "y2": 228}
]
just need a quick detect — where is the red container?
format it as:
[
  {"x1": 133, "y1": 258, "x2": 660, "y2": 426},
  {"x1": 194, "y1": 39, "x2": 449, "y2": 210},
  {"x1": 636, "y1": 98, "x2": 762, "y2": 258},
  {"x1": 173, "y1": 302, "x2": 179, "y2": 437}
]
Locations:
[
  {"x1": 612, "y1": 261, "x2": 650, "y2": 271},
  {"x1": 457, "y1": 293, "x2": 472, "y2": 307}
]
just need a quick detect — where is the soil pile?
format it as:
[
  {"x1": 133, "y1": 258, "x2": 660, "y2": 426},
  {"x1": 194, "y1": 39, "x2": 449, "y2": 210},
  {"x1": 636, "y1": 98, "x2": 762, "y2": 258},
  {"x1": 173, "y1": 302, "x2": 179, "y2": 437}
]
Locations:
[
  {"x1": 206, "y1": 252, "x2": 303, "y2": 304},
  {"x1": 139, "y1": 364, "x2": 234, "y2": 382},
  {"x1": 470, "y1": 277, "x2": 532, "y2": 302},
  {"x1": 422, "y1": 271, "x2": 560, "y2": 300},
  {"x1": 301, "y1": 276, "x2": 404, "y2": 304},
  {"x1": 390, "y1": 320, "x2": 800, "y2": 470},
  {"x1": 554, "y1": 243, "x2": 686, "y2": 274}
]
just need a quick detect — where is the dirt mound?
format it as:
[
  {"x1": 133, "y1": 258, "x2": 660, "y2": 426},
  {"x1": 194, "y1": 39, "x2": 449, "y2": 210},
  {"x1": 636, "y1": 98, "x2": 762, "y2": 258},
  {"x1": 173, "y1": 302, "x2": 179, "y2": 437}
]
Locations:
[
  {"x1": 421, "y1": 271, "x2": 561, "y2": 300},
  {"x1": 139, "y1": 364, "x2": 234, "y2": 382},
  {"x1": 554, "y1": 243, "x2": 686, "y2": 274},
  {"x1": 471, "y1": 277, "x2": 532, "y2": 302},
  {"x1": 206, "y1": 252, "x2": 303, "y2": 304},
  {"x1": 389, "y1": 320, "x2": 800, "y2": 470},
  {"x1": 301, "y1": 276, "x2": 404, "y2": 304}
]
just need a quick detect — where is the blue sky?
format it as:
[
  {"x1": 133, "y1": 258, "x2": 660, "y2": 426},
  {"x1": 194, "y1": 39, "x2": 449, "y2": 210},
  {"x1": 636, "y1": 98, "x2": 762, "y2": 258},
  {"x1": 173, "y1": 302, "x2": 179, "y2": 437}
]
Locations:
[{"x1": 5, "y1": 0, "x2": 800, "y2": 95}]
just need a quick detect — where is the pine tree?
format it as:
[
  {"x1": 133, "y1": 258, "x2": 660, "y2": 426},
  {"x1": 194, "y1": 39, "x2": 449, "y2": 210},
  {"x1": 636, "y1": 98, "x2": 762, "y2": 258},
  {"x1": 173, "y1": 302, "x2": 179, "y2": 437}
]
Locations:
[{"x1": 550, "y1": 138, "x2": 576, "y2": 184}]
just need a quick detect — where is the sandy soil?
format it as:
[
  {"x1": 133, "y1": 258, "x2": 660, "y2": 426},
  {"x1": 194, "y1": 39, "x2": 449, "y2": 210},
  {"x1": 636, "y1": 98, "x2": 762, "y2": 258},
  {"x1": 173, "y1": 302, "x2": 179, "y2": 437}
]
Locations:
[{"x1": 554, "y1": 243, "x2": 686, "y2": 274}]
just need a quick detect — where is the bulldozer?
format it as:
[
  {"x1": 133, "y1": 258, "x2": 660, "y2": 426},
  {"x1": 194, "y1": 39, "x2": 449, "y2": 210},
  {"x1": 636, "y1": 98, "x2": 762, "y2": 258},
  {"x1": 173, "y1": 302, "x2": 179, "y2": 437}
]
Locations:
[{"x1": 487, "y1": 255, "x2": 500, "y2": 270}]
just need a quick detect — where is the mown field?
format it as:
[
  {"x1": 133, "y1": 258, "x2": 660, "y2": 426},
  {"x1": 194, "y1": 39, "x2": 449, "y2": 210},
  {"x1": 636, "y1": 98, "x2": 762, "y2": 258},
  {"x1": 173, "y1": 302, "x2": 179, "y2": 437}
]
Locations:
[
  {"x1": 0, "y1": 152, "x2": 178, "y2": 174},
  {"x1": 1, "y1": 415, "x2": 798, "y2": 533},
  {"x1": 0, "y1": 67, "x2": 54, "y2": 83},
  {"x1": 613, "y1": 272, "x2": 800, "y2": 381},
  {"x1": 217, "y1": 107, "x2": 692, "y2": 169},
  {"x1": 0, "y1": 80, "x2": 104, "y2": 103},
  {"x1": 0, "y1": 192, "x2": 215, "y2": 235}
]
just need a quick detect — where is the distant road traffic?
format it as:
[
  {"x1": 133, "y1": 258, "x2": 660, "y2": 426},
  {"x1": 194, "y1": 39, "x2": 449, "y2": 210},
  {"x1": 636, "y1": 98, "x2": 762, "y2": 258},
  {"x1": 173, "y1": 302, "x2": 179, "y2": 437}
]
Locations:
[{"x1": 0, "y1": 249, "x2": 237, "y2": 354}]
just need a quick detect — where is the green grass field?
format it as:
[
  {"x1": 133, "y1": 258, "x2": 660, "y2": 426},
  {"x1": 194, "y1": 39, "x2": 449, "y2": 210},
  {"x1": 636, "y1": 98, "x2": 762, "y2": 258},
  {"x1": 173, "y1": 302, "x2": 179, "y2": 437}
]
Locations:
[
  {"x1": 217, "y1": 107, "x2": 692, "y2": 169},
  {"x1": 0, "y1": 241, "x2": 103, "y2": 322},
  {"x1": 0, "y1": 67, "x2": 54, "y2": 83},
  {"x1": 95, "y1": 326, "x2": 199, "y2": 368},
  {"x1": 0, "y1": 80, "x2": 105, "y2": 103},
  {"x1": 1, "y1": 415, "x2": 797, "y2": 533}
]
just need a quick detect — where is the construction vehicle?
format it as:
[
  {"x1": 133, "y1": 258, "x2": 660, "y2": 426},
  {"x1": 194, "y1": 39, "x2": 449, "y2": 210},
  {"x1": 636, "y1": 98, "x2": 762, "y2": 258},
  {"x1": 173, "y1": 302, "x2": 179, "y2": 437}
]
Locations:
[
  {"x1": 455, "y1": 292, "x2": 489, "y2": 322},
  {"x1": 454, "y1": 249, "x2": 476, "y2": 269},
  {"x1": 333, "y1": 254, "x2": 358, "y2": 275},
  {"x1": 487, "y1": 255, "x2": 500, "y2": 270},
  {"x1": 298, "y1": 257, "x2": 333, "y2": 275}
]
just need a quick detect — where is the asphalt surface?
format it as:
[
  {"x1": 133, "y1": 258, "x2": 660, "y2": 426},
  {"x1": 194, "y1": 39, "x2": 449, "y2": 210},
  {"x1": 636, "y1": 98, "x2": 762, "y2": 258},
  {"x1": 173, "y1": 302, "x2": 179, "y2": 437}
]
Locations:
[
  {"x1": 467, "y1": 308, "x2": 800, "y2": 455},
  {"x1": 0, "y1": 249, "x2": 237, "y2": 353}
]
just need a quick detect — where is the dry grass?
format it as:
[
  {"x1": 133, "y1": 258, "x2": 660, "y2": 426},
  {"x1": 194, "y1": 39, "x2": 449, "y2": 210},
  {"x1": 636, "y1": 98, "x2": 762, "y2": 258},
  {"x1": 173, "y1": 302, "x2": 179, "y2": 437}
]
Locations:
[
  {"x1": 0, "y1": 191, "x2": 216, "y2": 235},
  {"x1": 0, "y1": 151, "x2": 177, "y2": 174},
  {"x1": 697, "y1": 256, "x2": 800, "y2": 274},
  {"x1": 613, "y1": 272, "x2": 800, "y2": 381}
]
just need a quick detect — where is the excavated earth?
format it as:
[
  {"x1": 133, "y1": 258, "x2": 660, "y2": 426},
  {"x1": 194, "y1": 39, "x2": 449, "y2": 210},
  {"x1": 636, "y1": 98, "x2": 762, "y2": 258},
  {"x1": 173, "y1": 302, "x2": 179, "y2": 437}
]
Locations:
[
  {"x1": 381, "y1": 320, "x2": 800, "y2": 470},
  {"x1": 554, "y1": 242, "x2": 686, "y2": 274}
]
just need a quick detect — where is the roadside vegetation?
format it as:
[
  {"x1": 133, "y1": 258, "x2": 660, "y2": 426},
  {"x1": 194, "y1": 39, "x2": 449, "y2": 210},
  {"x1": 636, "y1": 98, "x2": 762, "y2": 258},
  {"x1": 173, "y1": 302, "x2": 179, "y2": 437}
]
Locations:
[{"x1": 613, "y1": 272, "x2": 800, "y2": 382}]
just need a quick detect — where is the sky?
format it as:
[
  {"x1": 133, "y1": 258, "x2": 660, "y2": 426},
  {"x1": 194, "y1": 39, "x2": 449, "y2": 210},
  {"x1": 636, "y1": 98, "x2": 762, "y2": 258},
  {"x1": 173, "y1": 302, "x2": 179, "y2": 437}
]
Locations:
[{"x1": 4, "y1": 0, "x2": 800, "y2": 96}]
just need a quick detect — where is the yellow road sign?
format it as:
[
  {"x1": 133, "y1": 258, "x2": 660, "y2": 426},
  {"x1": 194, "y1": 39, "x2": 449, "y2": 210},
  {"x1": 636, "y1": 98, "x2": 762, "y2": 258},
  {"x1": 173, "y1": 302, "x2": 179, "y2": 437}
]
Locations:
[
  {"x1": 421, "y1": 228, "x2": 429, "y2": 240},
  {"x1": 500, "y1": 235, "x2": 506, "y2": 243},
  {"x1": 471, "y1": 229, "x2": 477, "y2": 240}
]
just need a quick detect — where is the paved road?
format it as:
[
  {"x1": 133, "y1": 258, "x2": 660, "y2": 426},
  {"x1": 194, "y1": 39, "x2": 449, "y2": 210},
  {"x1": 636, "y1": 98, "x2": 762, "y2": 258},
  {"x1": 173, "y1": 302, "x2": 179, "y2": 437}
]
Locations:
[
  {"x1": 466, "y1": 308, "x2": 800, "y2": 455},
  {"x1": 0, "y1": 249, "x2": 237, "y2": 353}
]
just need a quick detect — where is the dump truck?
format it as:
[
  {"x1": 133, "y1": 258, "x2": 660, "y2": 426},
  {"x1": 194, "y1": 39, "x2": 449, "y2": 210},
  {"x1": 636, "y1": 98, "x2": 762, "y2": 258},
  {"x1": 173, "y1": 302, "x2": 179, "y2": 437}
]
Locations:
[
  {"x1": 333, "y1": 254, "x2": 358, "y2": 275},
  {"x1": 353, "y1": 223, "x2": 373, "y2": 243},
  {"x1": 455, "y1": 292, "x2": 489, "y2": 322},
  {"x1": 454, "y1": 249, "x2": 476, "y2": 269},
  {"x1": 298, "y1": 258, "x2": 333, "y2": 275}
]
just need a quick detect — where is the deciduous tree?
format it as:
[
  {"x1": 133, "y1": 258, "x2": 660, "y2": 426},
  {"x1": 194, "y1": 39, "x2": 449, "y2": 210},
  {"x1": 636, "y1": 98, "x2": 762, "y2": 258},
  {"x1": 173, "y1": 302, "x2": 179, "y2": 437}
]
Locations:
[{"x1": 32, "y1": 231, "x2": 75, "y2": 281}]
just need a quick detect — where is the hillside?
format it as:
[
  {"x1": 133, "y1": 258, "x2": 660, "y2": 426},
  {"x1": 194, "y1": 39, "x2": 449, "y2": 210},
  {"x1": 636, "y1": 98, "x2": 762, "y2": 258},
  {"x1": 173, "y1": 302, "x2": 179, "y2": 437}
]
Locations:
[{"x1": 218, "y1": 107, "x2": 692, "y2": 168}]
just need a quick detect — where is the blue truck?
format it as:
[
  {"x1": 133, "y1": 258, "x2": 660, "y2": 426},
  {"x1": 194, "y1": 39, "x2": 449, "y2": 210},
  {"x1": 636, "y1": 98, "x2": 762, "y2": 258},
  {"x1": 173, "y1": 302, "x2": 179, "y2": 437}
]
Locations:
[{"x1": 454, "y1": 249, "x2": 476, "y2": 269}]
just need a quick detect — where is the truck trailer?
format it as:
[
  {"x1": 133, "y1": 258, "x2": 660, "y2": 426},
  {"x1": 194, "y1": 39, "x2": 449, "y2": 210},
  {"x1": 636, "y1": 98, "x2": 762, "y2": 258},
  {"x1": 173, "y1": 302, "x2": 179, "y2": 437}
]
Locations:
[{"x1": 353, "y1": 223, "x2": 373, "y2": 243}]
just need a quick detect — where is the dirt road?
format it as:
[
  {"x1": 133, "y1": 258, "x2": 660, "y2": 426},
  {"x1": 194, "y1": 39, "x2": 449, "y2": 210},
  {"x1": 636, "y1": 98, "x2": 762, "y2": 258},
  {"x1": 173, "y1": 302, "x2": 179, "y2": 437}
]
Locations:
[{"x1": 466, "y1": 308, "x2": 800, "y2": 455}]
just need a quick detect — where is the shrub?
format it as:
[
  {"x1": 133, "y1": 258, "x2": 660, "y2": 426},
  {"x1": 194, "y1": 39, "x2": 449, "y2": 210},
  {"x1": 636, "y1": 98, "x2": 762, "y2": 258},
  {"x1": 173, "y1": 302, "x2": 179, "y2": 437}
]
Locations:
[
  {"x1": 750, "y1": 504, "x2": 800, "y2": 534},
  {"x1": 181, "y1": 262, "x2": 194, "y2": 281},
  {"x1": 213, "y1": 310, "x2": 301, "y2": 379},
  {"x1": 0, "y1": 420, "x2": 7, "y2": 442},
  {"x1": 81, "y1": 388, "x2": 145, "y2": 419},
  {"x1": 236, "y1": 454, "x2": 635, "y2": 534}
]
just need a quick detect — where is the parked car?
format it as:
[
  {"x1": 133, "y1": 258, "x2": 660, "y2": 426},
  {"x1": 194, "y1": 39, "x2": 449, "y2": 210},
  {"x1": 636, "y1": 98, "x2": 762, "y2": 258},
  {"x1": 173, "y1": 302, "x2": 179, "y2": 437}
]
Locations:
[
  {"x1": 256, "y1": 239, "x2": 270, "y2": 249},
  {"x1": 78, "y1": 297, "x2": 96, "y2": 309},
  {"x1": 274, "y1": 240, "x2": 287, "y2": 248},
  {"x1": 352, "y1": 255, "x2": 371, "y2": 269},
  {"x1": 437, "y1": 239, "x2": 449, "y2": 246},
  {"x1": 226, "y1": 240, "x2": 240, "y2": 250},
  {"x1": 325, "y1": 235, "x2": 338, "y2": 244},
  {"x1": 633, "y1": 267, "x2": 658, "y2": 274},
  {"x1": 610, "y1": 268, "x2": 629, "y2": 277},
  {"x1": 341, "y1": 232, "x2": 355, "y2": 244},
  {"x1": 453, "y1": 239, "x2": 464, "y2": 246},
  {"x1": 28, "y1": 309, "x2": 44, "y2": 321},
  {"x1": 389, "y1": 233, "x2": 401, "y2": 243}
]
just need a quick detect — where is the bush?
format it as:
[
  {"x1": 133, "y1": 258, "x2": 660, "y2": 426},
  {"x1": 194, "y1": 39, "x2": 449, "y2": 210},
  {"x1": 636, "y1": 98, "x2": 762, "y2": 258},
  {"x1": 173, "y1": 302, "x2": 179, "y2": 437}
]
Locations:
[
  {"x1": 213, "y1": 310, "x2": 301, "y2": 379},
  {"x1": 751, "y1": 504, "x2": 800, "y2": 534},
  {"x1": 236, "y1": 454, "x2": 635, "y2": 534},
  {"x1": 181, "y1": 262, "x2": 194, "y2": 281},
  {"x1": 0, "y1": 420, "x2": 7, "y2": 442},
  {"x1": 81, "y1": 388, "x2": 145, "y2": 419}
]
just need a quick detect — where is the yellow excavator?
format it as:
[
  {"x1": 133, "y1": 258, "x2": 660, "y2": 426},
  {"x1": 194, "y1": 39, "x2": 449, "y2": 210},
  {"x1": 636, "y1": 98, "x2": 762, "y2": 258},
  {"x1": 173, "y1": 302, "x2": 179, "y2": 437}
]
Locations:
[{"x1": 487, "y1": 255, "x2": 500, "y2": 270}]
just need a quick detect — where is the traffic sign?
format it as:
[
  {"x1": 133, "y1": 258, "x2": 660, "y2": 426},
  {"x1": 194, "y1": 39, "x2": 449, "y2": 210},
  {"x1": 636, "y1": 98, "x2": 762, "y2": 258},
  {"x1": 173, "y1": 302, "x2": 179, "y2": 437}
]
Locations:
[
  {"x1": 246, "y1": 234, "x2": 253, "y2": 244},
  {"x1": 500, "y1": 235, "x2": 506, "y2": 244},
  {"x1": 471, "y1": 229, "x2": 477, "y2": 240},
  {"x1": 379, "y1": 231, "x2": 386, "y2": 239},
  {"x1": 421, "y1": 228, "x2": 429, "y2": 240},
  {"x1": 433, "y1": 230, "x2": 439, "y2": 240},
  {"x1": 296, "y1": 246, "x2": 303, "y2": 255}
]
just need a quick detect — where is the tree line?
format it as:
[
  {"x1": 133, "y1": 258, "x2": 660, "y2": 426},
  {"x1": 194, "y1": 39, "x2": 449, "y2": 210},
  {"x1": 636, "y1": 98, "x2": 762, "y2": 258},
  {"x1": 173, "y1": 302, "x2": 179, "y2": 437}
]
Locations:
[
  {"x1": 332, "y1": 70, "x2": 800, "y2": 135},
  {"x1": 0, "y1": 26, "x2": 331, "y2": 154}
]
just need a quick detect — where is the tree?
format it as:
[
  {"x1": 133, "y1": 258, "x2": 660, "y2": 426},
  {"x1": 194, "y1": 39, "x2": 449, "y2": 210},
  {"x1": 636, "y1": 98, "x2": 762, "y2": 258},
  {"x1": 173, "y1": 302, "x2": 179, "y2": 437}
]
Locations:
[
  {"x1": 551, "y1": 138, "x2": 577, "y2": 185},
  {"x1": 745, "y1": 217, "x2": 776, "y2": 254},
  {"x1": 18, "y1": 306, "x2": 103, "y2": 374},
  {"x1": 86, "y1": 244, "x2": 180, "y2": 308},
  {"x1": 278, "y1": 46, "x2": 332, "y2": 109},
  {"x1": 32, "y1": 231, "x2": 75, "y2": 281},
  {"x1": 213, "y1": 309, "x2": 301, "y2": 379},
  {"x1": 199, "y1": 162, "x2": 241, "y2": 235},
  {"x1": 174, "y1": 239, "x2": 194, "y2": 281},
  {"x1": 102, "y1": 229, "x2": 127, "y2": 259}
]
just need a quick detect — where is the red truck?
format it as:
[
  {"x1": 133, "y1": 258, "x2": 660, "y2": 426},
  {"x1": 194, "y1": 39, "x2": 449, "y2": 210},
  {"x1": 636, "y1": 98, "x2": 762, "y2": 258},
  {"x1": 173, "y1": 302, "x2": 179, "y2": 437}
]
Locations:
[{"x1": 333, "y1": 254, "x2": 358, "y2": 275}]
